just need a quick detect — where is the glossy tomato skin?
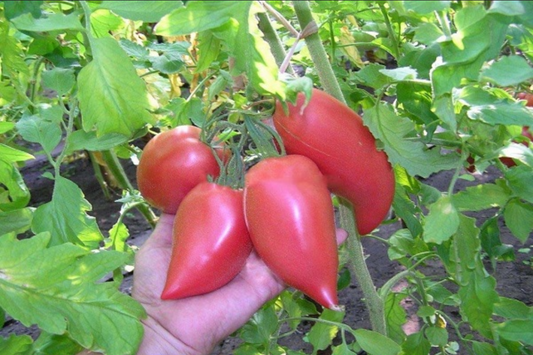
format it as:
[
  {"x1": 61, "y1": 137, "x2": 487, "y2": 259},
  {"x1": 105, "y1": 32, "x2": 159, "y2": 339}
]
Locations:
[
  {"x1": 137, "y1": 125, "x2": 224, "y2": 214},
  {"x1": 161, "y1": 182, "x2": 252, "y2": 300},
  {"x1": 273, "y1": 89, "x2": 395, "y2": 235},
  {"x1": 244, "y1": 155, "x2": 339, "y2": 309}
]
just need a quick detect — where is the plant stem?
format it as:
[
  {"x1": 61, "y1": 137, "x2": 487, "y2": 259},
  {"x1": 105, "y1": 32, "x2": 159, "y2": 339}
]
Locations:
[
  {"x1": 378, "y1": 2, "x2": 400, "y2": 59},
  {"x1": 292, "y1": 1, "x2": 344, "y2": 103},
  {"x1": 257, "y1": 12, "x2": 294, "y2": 75},
  {"x1": 292, "y1": 0, "x2": 387, "y2": 336}
]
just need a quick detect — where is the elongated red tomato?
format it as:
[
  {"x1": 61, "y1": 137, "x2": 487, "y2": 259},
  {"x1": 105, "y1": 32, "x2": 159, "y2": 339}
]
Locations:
[
  {"x1": 273, "y1": 89, "x2": 395, "y2": 235},
  {"x1": 137, "y1": 125, "x2": 226, "y2": 214},
  {"x1": 244, "y1": 155, "x2": 339, "y2": 309},
  {"x1": 161, "y1": 182, "x2": 252, "y2": 299}
]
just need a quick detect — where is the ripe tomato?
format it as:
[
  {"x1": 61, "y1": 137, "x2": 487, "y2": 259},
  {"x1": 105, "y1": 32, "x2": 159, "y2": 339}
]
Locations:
[
  {"x1": 273, "y1": 89, "x2": 395, "y2": 235},
  {"x1": 161, "y1": 182, "x2": 252, "y2": 299},
  {"x1": 136, "y1": 125, "x2": 227, "y2": 214},
  {"x1": 517, "y1": 92, "x2": 533, "y2": 107},
  {"x1": 244, "y1": 155, "x2": 339, "y2": 309}
]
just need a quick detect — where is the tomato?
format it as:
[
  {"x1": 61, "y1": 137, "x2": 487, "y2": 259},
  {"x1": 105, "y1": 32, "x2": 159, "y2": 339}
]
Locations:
[
  {"x1": 273, "y1": 89, "x2": 395, "y2": 235},
  {"x1": 244, "y1": 155, "x2": 339, "y2": 309},
  {"x1": 161, "y1": 182, "x2": 252, "y2": 299},
  {"x1": 517, "y1": 92, "x2": 533, "y2": 107},
  {"x1": 136, "y1": 125, "x2": 227, "y2": 214}
]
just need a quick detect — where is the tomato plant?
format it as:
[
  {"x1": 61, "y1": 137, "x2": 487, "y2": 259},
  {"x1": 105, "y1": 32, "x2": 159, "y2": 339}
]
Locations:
[
  {"x1": 273, "y1": 88, "x2": 395, "y2": 235},
  {"x1": 161, "y1": 182, "x2": 252, "y2": 300},
  {"x1": 2, "y1": 1, "x2": 533, "y2": 354},
  {"x1": 136, "y1": 125, "x2": 226, "y2": 214},
  {"x1": 244, "y1": 155, "x2": 339, "y2": 310}
]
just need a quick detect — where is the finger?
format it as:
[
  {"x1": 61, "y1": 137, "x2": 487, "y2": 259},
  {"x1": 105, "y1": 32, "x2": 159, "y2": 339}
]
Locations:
[{"x1": 143, "y1": 213, "x2": 175, "y2": 249}]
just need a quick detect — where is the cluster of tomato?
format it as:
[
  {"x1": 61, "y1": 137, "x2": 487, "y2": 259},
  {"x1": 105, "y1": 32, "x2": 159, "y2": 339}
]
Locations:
[{"x1": 136, "y1": 89, "x2": 395, "y2": 309}]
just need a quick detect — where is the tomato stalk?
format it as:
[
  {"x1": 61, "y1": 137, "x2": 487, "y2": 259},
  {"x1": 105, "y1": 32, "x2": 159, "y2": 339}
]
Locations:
[{"x1": 292, "y1": 0, "x2": 388, "y2": 336}]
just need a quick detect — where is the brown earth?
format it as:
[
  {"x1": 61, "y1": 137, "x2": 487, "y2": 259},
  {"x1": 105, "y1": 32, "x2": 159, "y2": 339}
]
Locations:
[{"x1": 2, "y1": 149, "x2": 532, "y2": 355}]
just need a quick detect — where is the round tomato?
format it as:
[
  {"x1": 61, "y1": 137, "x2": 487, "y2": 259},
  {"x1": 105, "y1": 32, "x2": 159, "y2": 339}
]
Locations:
[
  {"x1": 161, "y1": 182, "x2": 252, "y2": 299},
  {"x1": 136, "y1": 125, "x2": 226, "y2": 214},
  {"x1": 273, "y1": 89, "x2": 395, "y2": 235},
  {"x1": 244, "y1": 155, "x2": 339, "y2": 310}
]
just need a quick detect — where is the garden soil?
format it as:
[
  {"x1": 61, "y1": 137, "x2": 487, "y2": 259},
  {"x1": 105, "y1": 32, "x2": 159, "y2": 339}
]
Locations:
[{"x1": 2, "y1": 151, "x2": 532, "y2": 355}]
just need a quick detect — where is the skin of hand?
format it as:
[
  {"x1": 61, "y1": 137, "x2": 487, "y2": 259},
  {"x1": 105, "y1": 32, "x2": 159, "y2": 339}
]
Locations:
[{"x1": 132, "y1": 213, "x2": 348, "y2": 355}]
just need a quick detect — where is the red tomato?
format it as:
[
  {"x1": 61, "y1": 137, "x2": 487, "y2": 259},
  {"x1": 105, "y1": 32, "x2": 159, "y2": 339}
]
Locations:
[
  {"x1": 273, "y1": 89, "x2": 395, "y2": 235},
  {"x1": 136, "y1": 125, "x2": 227, "y2": 214},
  {"x1": 244, "y1": 155, "x2": 339, "y2": 310},
  {"x1": 161, "y1": 182, "x2": 252, "y2": 299},
  {"x1": 517, "y1": 92, "x2": 533, "y2": 107}
]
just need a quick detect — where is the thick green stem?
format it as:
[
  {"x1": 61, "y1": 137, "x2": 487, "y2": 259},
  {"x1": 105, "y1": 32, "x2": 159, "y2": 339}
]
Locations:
[
  {"x1": 292, "y1": 0, "x2": 387, "y2": 336},
  {"x1": 257, "y1": 12, "x2": 294, "y2": 75},
  {"x1": 292, "y1": 1, "x2": 344, "y2": 103}
]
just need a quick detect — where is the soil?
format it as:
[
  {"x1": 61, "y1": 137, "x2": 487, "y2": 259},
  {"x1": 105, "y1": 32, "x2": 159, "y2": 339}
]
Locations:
[{"x1": 2, "y1": 149, "x2": 532, "y2": 354}]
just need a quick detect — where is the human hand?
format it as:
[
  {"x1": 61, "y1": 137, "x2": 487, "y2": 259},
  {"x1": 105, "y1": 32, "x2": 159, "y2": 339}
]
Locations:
[{"x1": 132, "y1": 213, "x2": 347, "y2": 355}]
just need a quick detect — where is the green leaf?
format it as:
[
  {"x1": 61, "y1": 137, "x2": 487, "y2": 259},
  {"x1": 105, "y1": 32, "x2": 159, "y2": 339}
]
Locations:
[
  {"x1": 353, "y1": 329, "x2": 401, "y2": 355},
  {"x1": 355, "y1": 63, "x2": 392, "y2": 90},
  {"x1": 3, "y1": 1, "x2": 42, "y2": 21},
  {"x1": 33, "y1": 331, "x2": 83, "y2": 355},
  {"x1": 10, "y1": 12, "x2": 84, "y2": 32},
  {"x1": 403, "y1": 1, "x2": 451, "y2": 14},
  {"x1": 16, "y1": 109, "x2": 62, "y2": 156},
  {"x1": 332, "y1": 343, "x2": 357, "y2": 355},
  {"x1": 472, "y1": 341, "x2": 498, "y2": 355},
  {"x1": 392, "y1": 185, "x2": 423, "y2": 238},
  {"x1": 89, "y1": 9, "x2": 124, "y2": 39},
  {"x1": 413, "y1": 23, "x2": 445, "y2": 45},
  {"x1": 379, "y1": 67, "x2": 417, "y2": 81},
  {"x1": 196, "y1": 30, "x2": 222, "y2": 72},
  {"x1": 452, "y1": 183, "x2": 510, "y2": 211},
  {"x1": 401, "y1": 332, "x2": 431, "y2": 355},
  {"x1": 99, "y1": 1, "x2": 183, "y2": 22},
  {"x1": 364, "y1": 103, "x2": 460, "y2": 178},
  {"x1": 503, "y1": 199, "x2": 533, "y2": 243},
  {"x1": 424, "y1": 195, "x2": 460, "y2": 244},
  {"x1": 307, "y1": 309, "x2": 345, "y2": 352},
  {"x1": 0, "y1": 21, "x2": 30, "y2": 75},
  {"x1": 0, "y1": 234, "x2": 145, "y2": 355},
  {"x1": 65, "y1": 130, "x2": 128, "y2": 154},
  {"x1": 106, "y1": 220, "x2": 130, "y2": 253},
  {"x1": 155, "y1": 1, "x2": 243, "y2": 35},
  {"x1": 240, "y1": 306, "x2": 278, "y2": 345},
  {"x1": 488, "y1": 1, "x2": 525, "y2": 16},
  {"x1": 498, "y1": 143, "x2": 533, "y2": 168},
  {"x1": 0, "y1": 161, "x2": 31, "y2": 212},
  {"x1": 425, "y1": 326, "x2": 448, "y2": 347},
  {"x1": 0, "y1": 122, "x2": 15, "y2": 135},
  {"x1": 0, "y1": 144, "x2": 34, "y2": 163},
  {"x1": 78, "y1": 37, "x2": 155, "y2": 137},
  {"x1": 459, "y1": 271, "x2": 499, "y2": 333},
  {"x1": 481, "y1": 55, "x2": 533, "y2": 86},
  {"x1": 149, "y1": 43, "x2": 186, "y2": 74},
  {"x1": 497, "y1": 319, "x2": 533, "y2": 345},
  {"x1": 0, "y1": 208, "x2": 33, "y2": 235},
  {"x1": 454, "y1": 215, "x2": 481, "y2": 281},
  {"x1": 31, "y1": 176, "x2": 104, "y2": 248},
  {"x1": 0, "y1": 334, "x2": 33, "y2": 355},
  {"x1": 384, "y1": 292, "x2": 407, "y2": 344},
  {"x1": 41, "y1": 67, "x2": 76, "y2": 96},
  {"x1": 505, "y1": 166, "x2": 533, "y2": 204},
  {"x1": 494, "y1": 297, "x2": 533, "y2": 320}
]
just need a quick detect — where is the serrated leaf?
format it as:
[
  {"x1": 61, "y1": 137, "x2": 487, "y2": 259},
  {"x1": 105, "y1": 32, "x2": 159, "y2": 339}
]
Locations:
[
  {"x1": 401, "y1": 332, "x2": 431, "y2": 355},
  {"x1": 16, "y1": 109, "x2": 62, "y2": 155},
  {"x1": 380, "y1": 67, "x2": 418, "y2": 81},
  {"x1": 364, "y1": 103, "x2": 460, "y2": 178},
  {"x1": 0, "y1": 144, "x2": 34, "y2": 163},
  {"x1": 240, "y1": 306, "x2": 278, "y2": 345},
  {"x1": 0, "y1": 208, "x2": 33, "y2": 235},
  {"x1": 424, "y1": 195, "x2": 460, "y2": 244},
  {"x1": 10, "y1": 12, "x2": 84, "y2": 32},
  {"x1": 425, "y1": 326, "x2": 448, "y2": 346},
  {"x1": 385, "y1": 292, "x2": 407, "y2": 343},
  {"x1": 354, "y1": 329, "x2": 401, "y2": 355},
  {"x1": 33, "y1": 332, "x2": 83, "y2": 355},
  {"x1": 503, "y1": 199, "x2": 533, "y2": 243},
  {"x1": 155, "y1": 1, "x2": 242, "y2": 35},
  {"x1": 452, "y1": 183, "x2": 510, "y2": 211},
  {"x1": 505, "y1": 166, "x2": 533, "y2": 204},
  {"x1": 3, "y1": 1, "x2": 42, "y2": 21},
  {"x1": 0, "y1": 22, "x2": 30, "y2": 75},
  {"x1": 31, "y1": 176, "x2": 104, "y2": 248},
  {"x1": 0, "y1": 160, "x2": 31, "y2": 212},
  {"x1": 78, "y1": 37, "x2": 155, "y2": 137},
  {"x1": 332, "y1": 343, "x2": 357, "y2": 355},
  {"x1": 481, "y1": 55, "x2": 533, "y2": 86},
  {"x1": 0, "y1": 234, "x2": 145, "y2": 355},
  {"x1": 41, "y1": 67, "x2": 75, "y2": 96},
  {"x1": 89, "y1": 9, "x2": 124, "y2": 39},
  {"x1": 307, "y1": 309, "x2": 344, "y2": 352},
  {"x1": 0, "y1": 334, "x2": 33, "y2": 355},
  {"x1": 196, "y1": 30, "x2": 221, "y2": 73},
  {"x1": 106, "y1": 220, "x2": 130, "y2": 253},
  {"x1": 356, "y1": 63, "x2": 392, "y2": 90},
  {"x1": 459, "y1": 271, "x2": 498, "y2": 333},
  {"x1": 99, "y1": 1, "x2": 183, "y2": 22},
  {"x1": 494, "y1": 297, "x2": 533, "y2": 320},
  {"x1": 497, "y1": 319, "x2": 533, "y2": 345},
  {"x1": 65, "y1": 130, "x2": 128, "y2": 154}
]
